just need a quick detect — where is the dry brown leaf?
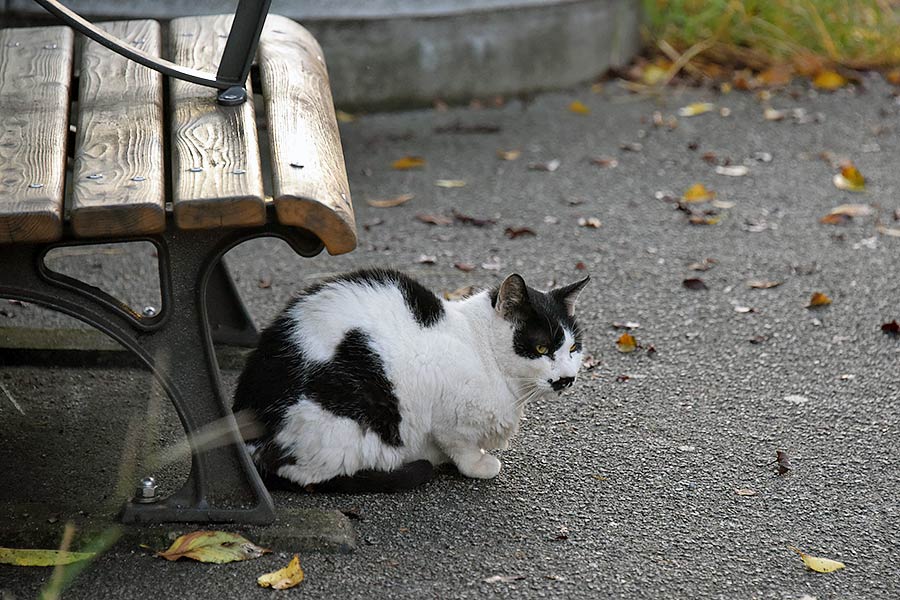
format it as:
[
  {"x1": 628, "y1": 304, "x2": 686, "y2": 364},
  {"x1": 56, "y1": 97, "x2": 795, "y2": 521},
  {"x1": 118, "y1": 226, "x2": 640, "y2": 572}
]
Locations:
[
  {"x1": 392, "y1": 156, "x2": 426, "y2": 170},
  {"x1": 528, "y1": 159, "x2": 560, "y2": 172},
  {"x1": 453, "y1": 262, "x2": 476, "y2": 272},
  {"x1": 876, "y1": 225, "x2": 900, "y2": 237},
  {"x1": 504, "y1": 227, "x2": 536, "y2": 239},
  {"x1": 775, "y1": 450, "x2": 792, "y2": 474},
  {"x1": 453, "y1": 210, "x2": 495, "y2": 227},
  {"x1": 367, "y1": 193, "x2": 414, "y2": 208},
  {"x1": 590, "y1": 156, "x2": 618, "y2": 169},
  {"x1": 683, "y1": 278, "x2": 708, "y2": 291},
  {"x1": 415, "y1": 213, "x2": 453, "y2": 226},
  {"x1": 748, "y1": 279, "x2": 782, "y2": 289},
  {"x1": 616, "y1": 332, "x2": 637, "y2": 354},
  {"x1": 807, "y1": 292, "x2": 832, "y2": 308}
]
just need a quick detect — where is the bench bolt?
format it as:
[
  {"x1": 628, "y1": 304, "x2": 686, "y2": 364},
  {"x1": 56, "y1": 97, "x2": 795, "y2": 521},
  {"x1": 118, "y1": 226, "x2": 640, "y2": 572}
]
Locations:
[
  {"x1": 142, "y1": 306, "x2": 157, "y2": 317},
  {"x1": 134, "y1": 477, "x2": 158, "y2": 503}
]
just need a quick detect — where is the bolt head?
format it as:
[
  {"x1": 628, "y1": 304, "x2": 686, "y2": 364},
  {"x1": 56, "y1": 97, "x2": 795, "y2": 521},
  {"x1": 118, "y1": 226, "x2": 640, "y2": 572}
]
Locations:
[
  {"x1": 142, "y1": 306, "x2": 157, "y2": 317},
  {"x1": 134, "y1": 476, "x2": 158, "y2": 503}
]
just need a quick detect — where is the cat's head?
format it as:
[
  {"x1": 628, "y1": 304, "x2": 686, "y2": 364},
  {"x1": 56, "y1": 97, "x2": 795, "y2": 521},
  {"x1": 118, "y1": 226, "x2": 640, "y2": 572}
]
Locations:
[{"x1": 490, "y1": 274, "x2": 590, "y2": 397}]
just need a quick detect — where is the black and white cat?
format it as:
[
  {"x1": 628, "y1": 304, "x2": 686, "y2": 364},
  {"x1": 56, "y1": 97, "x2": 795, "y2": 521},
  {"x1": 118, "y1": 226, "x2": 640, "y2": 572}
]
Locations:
[{"x1": 233, "y1": 268, "x2": 589, "y2": 491}]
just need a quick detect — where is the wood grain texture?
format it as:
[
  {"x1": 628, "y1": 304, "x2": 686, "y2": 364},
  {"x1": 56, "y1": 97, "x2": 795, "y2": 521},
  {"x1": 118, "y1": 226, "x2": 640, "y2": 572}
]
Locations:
[
  {"x1": 70, "y1": 20, "x2": 165, "y2": 238},
  {"x1": 258, "y1": 15, "x2": 356, "y2": 255},
  {"x1": 0, "y1": 26, "x2": 73, "y2": 243},
  {"x1": 168, "y1": 15, "x2": 265, "y2": 230}
]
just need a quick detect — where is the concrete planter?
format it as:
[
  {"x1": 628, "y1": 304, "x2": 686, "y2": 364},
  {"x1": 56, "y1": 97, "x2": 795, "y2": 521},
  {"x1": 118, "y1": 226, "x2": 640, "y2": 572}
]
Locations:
[{"x1": 5, "y1": 0, "x2": 641, "y2": 108}]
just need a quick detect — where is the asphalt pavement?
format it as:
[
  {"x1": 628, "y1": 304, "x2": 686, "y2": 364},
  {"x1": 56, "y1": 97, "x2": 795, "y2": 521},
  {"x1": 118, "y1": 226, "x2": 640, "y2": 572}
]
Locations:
[{"x1": 1, "y1": 76, "x2": 899, "y2": 599}]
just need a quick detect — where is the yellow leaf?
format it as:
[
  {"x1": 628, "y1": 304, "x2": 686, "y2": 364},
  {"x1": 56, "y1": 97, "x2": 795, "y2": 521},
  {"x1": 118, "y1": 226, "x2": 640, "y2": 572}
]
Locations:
[
  {"x1": 677, "y1": 102, "x2": 714, "y2": 117},
  {"x1": 616, "y1": 332, "x2": 637, "y2": 353},
  {"x1": 569, "y1": 100, "x2": 590, "y2": 115},
  {"x1": 155, "y1": 531, "x2": 270, "y2": 564},
  {"x1": 392, "y1": 156, "x2": 426, "y2": 170},
  {"x1": 682, "y1": 183, "x2": 715, "y2": 203},
  {"x1": 806, "y1": 292, "x2": 832, "y2": 308},
  {"x1": 813, "y1": 70, "x2": 847, "y2": 90},
  {"x1": 435, "y1": 179, "x2": 466, "y2": 188},
  {"x1": 0, "y1": 547, "x2": 95, "y2": 567},
  {"x1": 366, "y1": 193, "x2": 414, "y2": 208},
  {"x1": 258, "y1": 555, "x2": 305, "y2": 590},
  {"x1": 496, "y1": 149, "x2": 521, "y2": 161},
  {"x1": 335, "y1": 110, "x2": 356, "y2": 123},
  {"x1": 641, "y1": 64, "x2": 668, "y2": 86},
  {"x1": 832, "y1": 164, "x2": 866, "y2": 191},
  {"x1": 789, "y1": 547, "x2": 845, "y2": 573}
]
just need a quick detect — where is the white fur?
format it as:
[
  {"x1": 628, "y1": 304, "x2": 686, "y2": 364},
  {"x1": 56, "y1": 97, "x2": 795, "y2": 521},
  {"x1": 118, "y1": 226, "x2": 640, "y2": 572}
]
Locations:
[{"x1": 270, "y1": 280, "x2": 582, "y2": 485}]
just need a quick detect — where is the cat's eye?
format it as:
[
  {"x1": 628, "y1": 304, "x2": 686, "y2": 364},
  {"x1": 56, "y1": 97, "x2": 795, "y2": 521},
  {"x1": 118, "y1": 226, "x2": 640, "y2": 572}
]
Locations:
[
  {"x1": 569, "y1": 344, "x2": 578, "y2": 353},
  {"x1": 535, "y1": 344, "x2": 549, "y2": 355}
]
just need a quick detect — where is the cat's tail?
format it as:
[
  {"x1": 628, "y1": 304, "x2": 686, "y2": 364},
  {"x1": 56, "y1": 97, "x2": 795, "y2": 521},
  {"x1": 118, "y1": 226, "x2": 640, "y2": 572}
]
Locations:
[{"x1": 265, "y1": 460, "x2": 435, "y2": 494}]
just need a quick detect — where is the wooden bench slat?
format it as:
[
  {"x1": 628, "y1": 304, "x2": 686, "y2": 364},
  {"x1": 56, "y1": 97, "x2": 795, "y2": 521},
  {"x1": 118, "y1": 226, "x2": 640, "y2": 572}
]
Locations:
[
  {"x1": 258, "y1": 15, "x2": 356, "y2": 256},
  {"x1": 70, "y1": 20, "x2": 165, "y2": 238},
  {"x1": 168, "y1": 15, "x2": 266, "y2": 230},
  {"x1": 0, "y1": 26, "x2": 73, "y2": 243}
]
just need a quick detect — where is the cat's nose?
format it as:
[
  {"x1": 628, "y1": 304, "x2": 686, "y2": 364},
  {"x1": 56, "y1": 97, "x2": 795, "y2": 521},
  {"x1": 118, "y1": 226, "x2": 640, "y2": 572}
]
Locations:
[{"x1": 550, "y1": 377, "x2": 575, "y2": 391}]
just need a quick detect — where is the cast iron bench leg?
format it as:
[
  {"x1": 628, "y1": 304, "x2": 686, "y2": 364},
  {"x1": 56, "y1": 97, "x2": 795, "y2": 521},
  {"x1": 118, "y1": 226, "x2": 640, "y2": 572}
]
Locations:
[{"x1": 0, "y1": 220, "x2": 322, "y2": 524}]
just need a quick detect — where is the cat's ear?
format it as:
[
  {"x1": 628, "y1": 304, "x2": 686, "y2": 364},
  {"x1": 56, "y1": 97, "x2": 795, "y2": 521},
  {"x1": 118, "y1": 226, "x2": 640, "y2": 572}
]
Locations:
[
  {"x1": 553, "y1": 276, "x2": 590, "y2": 316},
  {"x1": 495, "y1": 273, "x2": 528, "y2": 320}
]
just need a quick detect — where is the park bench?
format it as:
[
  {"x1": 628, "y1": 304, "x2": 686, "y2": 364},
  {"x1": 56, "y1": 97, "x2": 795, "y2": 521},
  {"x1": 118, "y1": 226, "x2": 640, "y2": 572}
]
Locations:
[{"x1": 0, "y1": 4, "x2": 356, "y2": 525}]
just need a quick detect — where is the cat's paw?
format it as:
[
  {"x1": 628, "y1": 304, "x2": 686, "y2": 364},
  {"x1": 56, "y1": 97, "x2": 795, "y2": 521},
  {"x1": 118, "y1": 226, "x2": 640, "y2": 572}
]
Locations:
[{"x1": 458, "y1": 452, "x2": 502, "y2": 479}]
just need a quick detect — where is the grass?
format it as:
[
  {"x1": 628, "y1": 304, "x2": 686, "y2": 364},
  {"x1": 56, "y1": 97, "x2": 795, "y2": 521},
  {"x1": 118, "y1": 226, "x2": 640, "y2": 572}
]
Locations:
[{"x1": 642, "y1": 0, "x2": 900, "y2": 70}]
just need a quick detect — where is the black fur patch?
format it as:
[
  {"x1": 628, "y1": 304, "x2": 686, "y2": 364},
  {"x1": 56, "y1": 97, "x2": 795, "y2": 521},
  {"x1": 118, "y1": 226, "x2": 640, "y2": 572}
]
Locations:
[
  {"x1": 233, "y1": 323, "x2": 405, "y2": 478},
  {"x1": 307, "y1": 268, "x2": 445, "y2": 327},
  {"x1": 491, "y1": 284, "x2": 584, "y2": 360}
]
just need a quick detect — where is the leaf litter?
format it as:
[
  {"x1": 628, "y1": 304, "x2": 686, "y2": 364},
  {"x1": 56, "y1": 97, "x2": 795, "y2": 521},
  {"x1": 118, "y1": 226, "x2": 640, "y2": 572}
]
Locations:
[
  {"x1": 806, "y1": 292, "x2": 832, "y2": 308},
  {"x1": 0, "y1": 547, "x2": 95, "y2": 567},
  {"x1": 789, "y1": 547, "x2": 845, "y2": 573},
  {"x1": 154, "y1": 531, "x2": 270, "y2": 563},
  {"x1": 391, "y1": 156, "x2": 426, "y2": 170},
  {"x1": 257, "y1": 555, "x2": 304, "y2": 590},
  {"x1": 367, "y1": 193, "x2": 414, "y2": 208}
]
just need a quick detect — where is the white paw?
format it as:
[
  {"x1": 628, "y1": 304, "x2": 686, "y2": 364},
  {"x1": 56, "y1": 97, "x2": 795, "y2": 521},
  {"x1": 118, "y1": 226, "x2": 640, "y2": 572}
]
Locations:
[{"x1": 459, "y1": 453, "x2": 502, "y2": 479}]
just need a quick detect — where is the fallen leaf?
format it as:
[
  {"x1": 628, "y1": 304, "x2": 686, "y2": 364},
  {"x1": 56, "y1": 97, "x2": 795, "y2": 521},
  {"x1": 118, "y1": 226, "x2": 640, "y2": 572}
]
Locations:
[
  {"x1": 619, "y1": 142, "x2": 643, "y2": 152},
  {"x1": 821, "y1": 203, "x2": 872, "y2": 224},
  {"x1": 806, "y1": 292, "x2": 832, "y2": 308},
  {"x1": 257, "y1": 555, "x2": 304, "y2": 590},
  {"x1": 876, "y1": 225, "x2": 900, "y2": 237},
  {"x1": 444, "y1": 285, "x2": 476, "y2": 301},
  {"x1": 701, "y1": 151, "x2": 721, "y2": 165},
  {"x1": 453, "y1": 210, "x2": 495, "y2": 227},
  {"x1": 735, "y1": 488, "x2": 757, "y2": 497},
  {"x1": 615, "y1": 374, "x2": 630, "y2": 382},
  {"x1": 748, "y1": 280, "x2": 782, "y2": 289},
  {"x1": 764, "y1": 107, "x2": 785, "y2": 121},
  {"x1": 887, "y1": 68, "x2": 900, "y2": 86},
  {"x1": 616, "y1": 332, "x2": 637, "y2": 353},
  {"x1": 775, "y1": 450, "x2": 791, "y2": 475},
  {"x1": 483, "y1": 575, "x2": 526, "y2": 584},
  {"x1": 789, "y1": 547, "x2": 845, "y2": 573},
  {"x1": 812, "y1": 70, "x2": 847, "y2": 91},
  {"x1": 882, "y1": 320, "x2": 899, "y2": 335},
  {"x1": 391, "y1": 156, "x2": 426, "y2": 170},
  {"x1": 568, "y1": 100, "x2": 590, "y2": 115},
  {"x1": 416, "y1": 255, "x2": 436, "y2": 264},
  {"x1": 683, "y1": 278, "x2": 708, "y2": 291},
  {"x1": 641, "y1": 64, "x2": 668, "y2": 86},
  {"x1": 590, "y1": 156, "x2": 618, "y2": 169},
  {"x1": 454, "y1": 262, "x2": 476, "y2": 272},
  {"x1": 688, "y1": 259, "x2": 717, "y2": 272},
  {"x1": 415, "y1": 213, "x2": 453, "y2": 226},
  {"x1": 155, "y1": 531, "x2": 270, "y2": 563},
  {"x1": 688, "y1": 214, "x2": 721, "y2": 226},
  {"x1": 591, "y1": 473, "x2": 608, "y2": 481},
  {"x1": 527, "y1": 159, "x2": 560, "y2": 172},
  {"x1": 682, "y1": 183, "x2": 715, "y2": 203},
  {"x1": 832, "y1": 164, "x2": 866, "y2": 191},
  {"x1": 757, "y1": 66, "x2": 793, "y2": 87},
  {"x1": 611, "y1": 321, "x2": 640, "y2": 330},
  {"x1": 819, "y1": 213, "x2": 853, "y2": 225},
  {"x1": 497, "y1": 149, "x2": 521, "y2": 161},
  {"x1": 0, "y1": 547, "x2": 95, "y2": 567},
  {"x1": 335, "y1": 110, "x2": 356, "y2": 123},
  {"x1": 435, "y1": 179, "x2": 466, "y2": 188},
  {"x1": 504, "y1": 227, "x2": 536, "y2": 239},
  {"x1": 715, "y1": 165, "x2": 749, "y2": 177},
  {"x1": 367, "y1": 193, "x2": 415, "y2": 208},
  {"x1": 577, "y1": 217, "x2": 602, "y2": 229},
  {"x1": 678, "y1": 102, "x2": 714, "y2": 117}
]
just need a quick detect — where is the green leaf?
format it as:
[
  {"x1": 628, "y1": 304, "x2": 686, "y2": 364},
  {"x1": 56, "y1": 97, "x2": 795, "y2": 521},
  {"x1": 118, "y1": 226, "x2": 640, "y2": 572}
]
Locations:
[
  {"x1": 0, "y1": 547, "x2": 95, "y2": 567},
  {"x1": 155, "y1": 531, "x2": 270, "y2": 564}
]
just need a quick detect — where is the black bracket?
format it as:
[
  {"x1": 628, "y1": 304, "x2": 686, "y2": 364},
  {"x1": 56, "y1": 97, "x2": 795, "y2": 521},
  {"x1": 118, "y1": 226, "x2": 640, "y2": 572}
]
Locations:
[
  {"x1": 32, "y1": 0, "x2": 272, "y2": 105},
  {"x1": 0, "y1": 211, "x2": 322, "y2": 524}
]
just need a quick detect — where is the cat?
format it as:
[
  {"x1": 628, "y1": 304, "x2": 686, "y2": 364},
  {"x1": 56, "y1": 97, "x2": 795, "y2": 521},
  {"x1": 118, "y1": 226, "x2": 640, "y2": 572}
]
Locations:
[{"x1": 233, "y1": 268, "x2": 589, "y2": 492}]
